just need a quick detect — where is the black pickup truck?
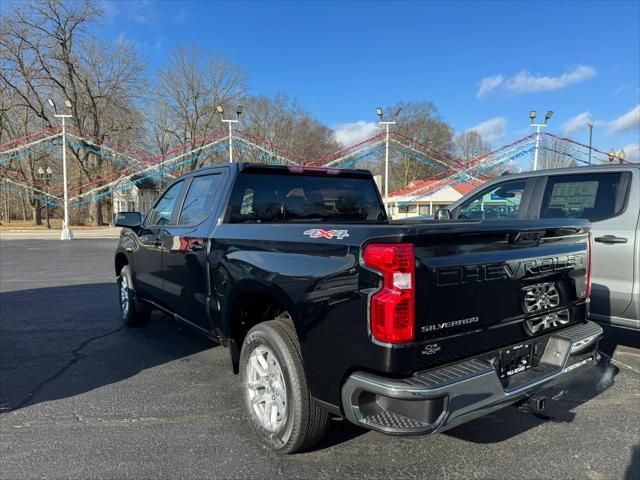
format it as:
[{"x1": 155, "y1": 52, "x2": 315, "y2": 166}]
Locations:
[{"x1": 114, "y1": 163, "x2": 602, "y2": 453}]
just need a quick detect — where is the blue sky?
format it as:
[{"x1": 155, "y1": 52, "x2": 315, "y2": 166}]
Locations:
[{"x1": 96, "y1": 0, "x2": 639, "y2": 160}]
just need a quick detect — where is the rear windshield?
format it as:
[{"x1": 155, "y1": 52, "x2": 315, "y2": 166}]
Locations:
[{"x1": 226, "y1": 172, "x2": 386, "y2": 223}]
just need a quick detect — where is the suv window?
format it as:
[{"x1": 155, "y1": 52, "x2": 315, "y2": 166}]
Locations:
[
  {"x1": 540, "y1": 172, "x2": 627, "y2": 222},
  {"x1": 178, "y1": 174, "x2": 222, "y2": 225},
  {"x1": 147, "y1": 181, "x2": 184, "y2": 226},
  {"x1": 457, "y1": 179, "x2": 527, "y2": 220},
  {"x1": 226, "y1": 172, "x2": 386, "y2": 223}
]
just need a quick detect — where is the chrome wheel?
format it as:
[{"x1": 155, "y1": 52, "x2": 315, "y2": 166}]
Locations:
[
  {"x1": 245, "y1": 345, "x2": 287, "y2": 433},
  {"x1": 120, "y1": 274, "x2": 129, "y2": 319},
  {"x1": 523, "y1": 283, "x2": 560, "y2": 313},
  {"x1": 526, "y1": 309, "x2": 570, "y2": 334}
]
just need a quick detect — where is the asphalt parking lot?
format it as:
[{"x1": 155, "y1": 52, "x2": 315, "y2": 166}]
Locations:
[{"x1": 1, "y1": 239, "x2": 638, "y2": 479}]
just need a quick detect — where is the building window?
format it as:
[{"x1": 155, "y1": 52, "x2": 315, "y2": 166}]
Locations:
[{"x1": 398, "y1": 204, "x2": 417, "y2": 214}]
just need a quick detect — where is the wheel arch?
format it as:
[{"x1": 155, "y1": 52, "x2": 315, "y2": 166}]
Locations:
[
  {"x1": 223, "y1": 279, "x2": 301, "y2": 374},
  {"x1": 115, "y1": 251, "x2": 129, "y2": 277}
]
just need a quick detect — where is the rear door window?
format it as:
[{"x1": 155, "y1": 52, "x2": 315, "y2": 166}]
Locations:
[
  {"x1": 178, "y1": 174, "x2": 223, "y2": 225},
  {"x1": 540, "y1": 172, "x2": 628, "y2": 222}
]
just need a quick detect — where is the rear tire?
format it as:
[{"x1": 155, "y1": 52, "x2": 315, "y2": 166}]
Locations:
[
  {"x1": 118, "y1": 265, "x2": 151, "y2": 326},
  {"x1": 240, "y1": 313, "x2": 330, "y2": 453}
]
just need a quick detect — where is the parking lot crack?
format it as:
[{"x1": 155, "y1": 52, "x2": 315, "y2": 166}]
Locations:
[{"x1": 6, "y1": 324, "x2": 126, "y2": 412}]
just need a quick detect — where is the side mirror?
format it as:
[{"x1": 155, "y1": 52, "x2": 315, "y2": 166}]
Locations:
[
  {"x1": 435, "y1": 208, "x2": 452, "y2": 220},
  {"x1": 115, "y1": 211, "x2": 142, "y2": 228}
]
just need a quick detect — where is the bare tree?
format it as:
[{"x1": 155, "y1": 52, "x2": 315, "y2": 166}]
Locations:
[
  {"x1": 454, "y1": 130, "x2": 491, "y2": 162},
  {"x1": 239, "y1": 93, "x2": 339, "y2": 163},
  {"x1": 0, "y1": 0, "x2": 147, "y2": 225},
  {"x1": 385, "y1": 101, "x2": 455, "y2": 191},
  {"x1": 537, "y1": 139, "x2": 577, "y2": 170},
  {"x1": 151, "y1": 44, "x2": 247, "y2": 170}
]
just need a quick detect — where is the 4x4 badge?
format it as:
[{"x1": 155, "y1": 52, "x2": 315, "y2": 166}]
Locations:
[{"x1": 303, "y1": 229, "x2": 350, "y2": 239}]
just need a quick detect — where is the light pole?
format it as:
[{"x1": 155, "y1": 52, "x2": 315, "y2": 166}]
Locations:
[
  {"x1": 37, "y1": 166, "x2": 53, "y2": 229},
  {"x1": 530, "y1": 110, "x2": 553, "y2": 171},
  {"x1": 48, "y1": 98, "x2": 74, "y2": 240},
  {"x1": 587, "y1": 123, "x2": 593, "y2": 165},
  {"x1": 217, "y1": 105, "x2": 243, "y2": 163},
  {"x1": 376, "y1": 106, "x2": 401, "y2": 214}
]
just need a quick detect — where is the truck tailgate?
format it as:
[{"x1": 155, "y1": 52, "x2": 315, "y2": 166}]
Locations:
[{"x1": 407, "y1": 220, "x2": 590, "y2": 363}]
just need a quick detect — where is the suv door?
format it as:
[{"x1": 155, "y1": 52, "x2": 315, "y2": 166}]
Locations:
[
  {"x1": 452, "y1": 177, "x2": 535, "y2": 220},
  {"x1": 161, "y1": 172, "x2": 227, "y2": 334},
  {"x1": 134, "y1": 180, "x2": 186, "y2": 304},
  {"x1": 534, "y1": 171, "x2": 636, "y2": 326}
]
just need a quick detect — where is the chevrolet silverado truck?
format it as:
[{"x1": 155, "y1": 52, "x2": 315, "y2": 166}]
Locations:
[{"x1": 114, "y1": 163, "x2": 603, "y2": 453}]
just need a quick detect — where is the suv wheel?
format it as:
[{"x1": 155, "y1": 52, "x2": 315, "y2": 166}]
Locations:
[
  {"x1": 118, "y1": 265, "x2": 150, "y2": 326},
  {"x1": 240, "y1": 313, "x2": 330, "y2": 453}
]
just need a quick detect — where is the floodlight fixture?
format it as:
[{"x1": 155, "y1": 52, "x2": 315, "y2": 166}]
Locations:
[
  {"x1": 38, "y1": 167, "x2": 45, "y2": 175},
  {"x1": 376, "y1": 107, "x2": 383, "y2": 118},
  {"x1": 64, "y1": 100, "x2": 72, "y2": 109},
  {"x1": 545, "y1": 110, "x2": 554, "y2": 123},
  {"x1": 216, "y1": 105, "x2": 224, "y2": 114},
  {"x1": 48, "y1": 98, "x2": 56, "y2": 108},
  {"x1": 236, "y1": 105, "x2": 243, "y2": 116},
  {"x1": 529, "y1": 110, "x2": 536, "y2": 123}
]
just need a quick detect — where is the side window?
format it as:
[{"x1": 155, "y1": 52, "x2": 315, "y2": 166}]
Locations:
[
  {"x1": 457, "y1": 179, "x2": 527, "y2": 220},
  {"x1": 147, "y1": 181, "x2": 184, "y2": 226},
  {"x1": 540, "y1": 172, "x2": 627, "y2": 222},
  {"x1": 178, "y1": 174, "x2": 223, "y2": 225}
]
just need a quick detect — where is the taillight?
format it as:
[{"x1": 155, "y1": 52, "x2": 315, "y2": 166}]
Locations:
[
  {"x1": 586, "y1": 233, "x2": 592, "y2": 298},
  {"x1": 363, "y1": 243, "x2": 415, "y2": 344}
]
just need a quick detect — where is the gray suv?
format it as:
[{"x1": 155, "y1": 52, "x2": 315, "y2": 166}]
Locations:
[{"x1": 439, "y1": 164, "x2": 639, "y2": 330}]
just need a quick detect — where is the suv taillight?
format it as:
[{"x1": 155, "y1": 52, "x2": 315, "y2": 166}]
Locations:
[
  {"x1": 363, "y1": 243, "x2": 415, "y2": 344},
  {"x1": 586, "y1": 233, "x2": 592, "y2": 298}
]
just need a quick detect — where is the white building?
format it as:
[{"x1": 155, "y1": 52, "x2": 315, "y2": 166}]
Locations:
[
  {"x1": 387, "y1": 178, "x2": 484, "y2": 218},
  {"x1": 112, "y1": 176, "x2": 159, "y2": 220}
]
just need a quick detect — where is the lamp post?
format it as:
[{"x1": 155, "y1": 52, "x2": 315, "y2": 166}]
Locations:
[
  {"x1": 530, "y1": 110, "x2": 553, "y2": 171},
  {"x1": 48, "y1": 98, "x2": 74, "y2": 240},
  {"x1": 376, "y1": 106, "x2": 401, "y2": 214},
  {"x1": 587, "y1": 123, "x2": 593, "y2": 165},
  {"x1": 37, "y1": 166, "x2": 53, "y2": 229},
  {"x1": 217, "y1": 105, "x2": 243, "y2": 163}
]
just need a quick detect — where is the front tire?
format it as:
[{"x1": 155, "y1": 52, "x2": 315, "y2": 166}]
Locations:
[
  {"x1": 118, "y1": 265, "x2": 151, "y2": 326},
  {"x1": 240, "y1": 313, "x2": 330, "y2": 453}
]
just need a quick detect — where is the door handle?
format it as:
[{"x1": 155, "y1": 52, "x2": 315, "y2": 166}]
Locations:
[
  {"x1": 153, "y1": 237, "x2": 162, "y2": 247},
  {"x1": 594, "y1": 235, "x2": 627, "y2": 244}
]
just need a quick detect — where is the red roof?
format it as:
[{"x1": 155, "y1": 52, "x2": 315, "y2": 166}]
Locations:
[{"x1": 389, "y1": 177, "x2": 484, "y2": 198}]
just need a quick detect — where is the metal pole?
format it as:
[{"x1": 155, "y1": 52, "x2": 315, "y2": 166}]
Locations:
[
  {"x1": 533, "y1": 125, "x2": 541, "y2": 171},
  {"x1": 228, "y1": 121, "x2": 233, "y2": 163},
  {"x1": 588, "y1": 124, "x2": 593, "y2": 165},
  {"x1": 384, "y1": 123, "x2": 389, "y2": 210},
  {"x1": 44, "y1": 179, "x2": 50, "y2": 229},
  {"x1": 59, "y1": 115, "x2": 74, "y2": 240},
  {"x1": 3, "y1": 177, "x2": 9, "y2": 223}
]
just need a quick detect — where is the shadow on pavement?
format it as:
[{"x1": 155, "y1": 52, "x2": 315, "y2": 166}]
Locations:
[{"x1": 0, "y1": 283, "x2": 214, "y2": 412}]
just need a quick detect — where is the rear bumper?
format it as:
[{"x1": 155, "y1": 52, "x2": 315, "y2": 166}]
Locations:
[{"x1": 341, "y1": 321, "x2": 603, "y2": 435}]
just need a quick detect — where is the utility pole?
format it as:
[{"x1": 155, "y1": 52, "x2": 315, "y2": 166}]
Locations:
[
  {"x1": 376, "y1": 106, "x2": 401, "y2": 215},
  {"x1": 529, "y1": 110, "x2": 553, "y2": 171},
  {"x1": 588, "y1": 124, "x2": 593, "y2": 165},
  {"x1": 49, "y1": 98, "x2": 74, "y2": 240},
  {"x1": 217, "y1": 105, "x2": 243, "y2": 163}
]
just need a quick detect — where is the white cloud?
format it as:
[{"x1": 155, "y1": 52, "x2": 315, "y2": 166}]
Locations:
[
  {"x1": 623, "y1": 143, "x2": 639, "y2": 163},
  {"x1": 467, "y1": 117, "x2": 507, "y2": 144},
  {"x1": 608, "y1": 105, "x2": 640, "y2": 134},
  {"x1": 562, "y1": 112, "x2": 593, "y2": 136},
  {"x1": 476, "y1": 75, "x2": 504, "y2": 98},
  {"x1": 333, "y1": 121, "x2": 379, "y2": 146},
  {"x1": 476, "y1": 65, "x2": 596, "y2": 97}
]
